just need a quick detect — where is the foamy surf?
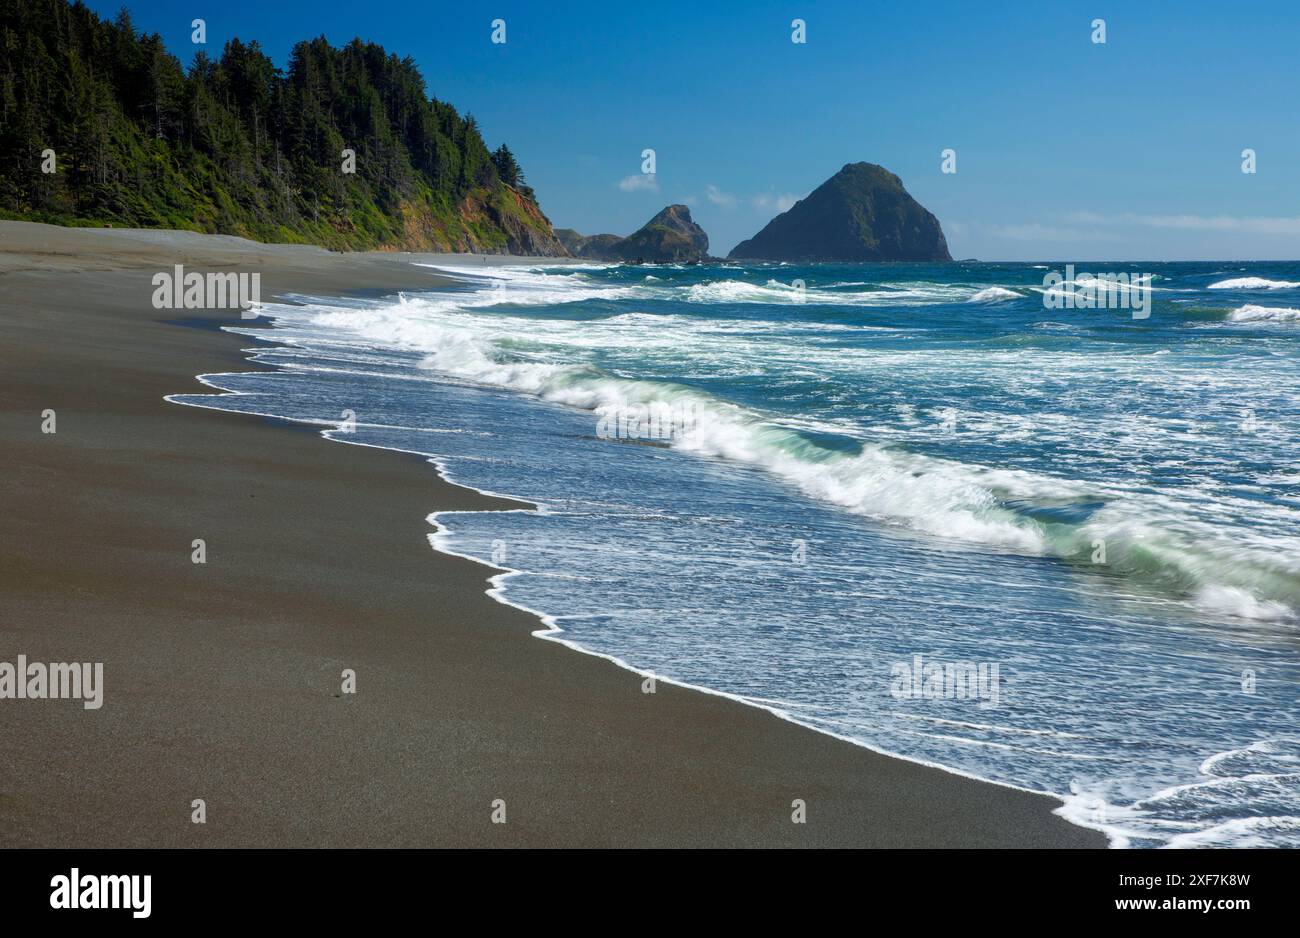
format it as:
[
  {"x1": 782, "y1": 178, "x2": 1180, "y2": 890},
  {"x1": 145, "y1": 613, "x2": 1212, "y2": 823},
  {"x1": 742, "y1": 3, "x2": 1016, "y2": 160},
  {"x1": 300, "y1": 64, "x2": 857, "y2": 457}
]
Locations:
[
  {"x1": 1208, "y1": 276, "x2": 1300, "y2": 290},
  {"x1": 967, "y1": 286, "x2": 1021, "y2": 303},
  {"x1": 169, "y1": 258, "x2": 1300, "y2": 848},
  {"x1": 1061, "y1": 739, "x2": 1300, "y2": 847},
  {"x1": 1228, "y1": 304, "x2": 1300, "y2": 323},
  {"x1": 281, "y1": 274, "x2": 1300, "y2": 626},
  {"x1": 682, "y1": 277, "x2": 974, "y2": 306}
]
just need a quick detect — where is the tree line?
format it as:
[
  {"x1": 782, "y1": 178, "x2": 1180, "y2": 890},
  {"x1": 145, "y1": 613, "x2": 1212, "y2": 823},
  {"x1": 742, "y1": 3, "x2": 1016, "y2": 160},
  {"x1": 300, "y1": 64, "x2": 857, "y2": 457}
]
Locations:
[{"x1": 0, "y1": 0, "x2": 538, "y2": 249}]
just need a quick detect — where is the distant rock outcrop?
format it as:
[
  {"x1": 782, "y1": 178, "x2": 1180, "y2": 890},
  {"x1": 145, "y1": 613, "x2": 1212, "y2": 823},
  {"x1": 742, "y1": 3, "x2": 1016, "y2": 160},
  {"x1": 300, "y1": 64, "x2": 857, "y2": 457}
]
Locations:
[
  {"x1": 728, "y1": 163, "x2": 951, "y2": 262},
  {"x1": 558, "y1": 205, "x2": 710, "y2": 262},
  {"x1": 615, "y1": 205, "x2": 709, "y2": 262},
  {"x1": 554, "y1": 228, "x2": 587, "y2": 254},
  {"x1": 555, "y1": 229, "x2": 623, "y2": 260}
]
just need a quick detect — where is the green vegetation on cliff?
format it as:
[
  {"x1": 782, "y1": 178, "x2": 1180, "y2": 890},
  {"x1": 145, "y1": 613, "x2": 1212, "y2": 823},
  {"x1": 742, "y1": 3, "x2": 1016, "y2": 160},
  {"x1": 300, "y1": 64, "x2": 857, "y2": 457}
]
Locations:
[{"x1": 0, "y1": 0, "x2": 566, "y2": 253}]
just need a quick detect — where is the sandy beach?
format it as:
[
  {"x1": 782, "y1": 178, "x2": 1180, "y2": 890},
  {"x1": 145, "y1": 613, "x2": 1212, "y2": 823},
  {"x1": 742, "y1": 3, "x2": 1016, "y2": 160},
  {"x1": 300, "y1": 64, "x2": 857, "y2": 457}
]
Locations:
[{"x1": 0, "y1": 220, "x2": 1104, "y2": 848}]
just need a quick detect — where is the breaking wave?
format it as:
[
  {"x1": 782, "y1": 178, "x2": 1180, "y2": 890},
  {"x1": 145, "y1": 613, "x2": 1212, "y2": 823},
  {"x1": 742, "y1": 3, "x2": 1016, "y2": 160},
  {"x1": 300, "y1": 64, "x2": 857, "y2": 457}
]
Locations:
[
  {"x1": 294, "y1": 287, "x2": 1300, "y2": 624},
  {"x1": 1228, "y1": 304, "x2": 1300, "y2": 323},
  {"x1": 682, "y1": 278, "x2": 974, "y2": 306},
  {"x1": 967, "y1": 286, "x2": 1021, "y2": 303},
  {"x1": 1208, "y1": 277, "x2": 1300, "y2": 290}
]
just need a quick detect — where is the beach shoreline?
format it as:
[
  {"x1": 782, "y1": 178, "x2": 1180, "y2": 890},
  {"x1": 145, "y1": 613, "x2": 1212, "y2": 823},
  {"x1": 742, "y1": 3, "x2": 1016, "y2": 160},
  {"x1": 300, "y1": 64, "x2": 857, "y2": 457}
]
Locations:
[{"x1": 0, "y1": 221, "x2": 1105, "y2": 847}]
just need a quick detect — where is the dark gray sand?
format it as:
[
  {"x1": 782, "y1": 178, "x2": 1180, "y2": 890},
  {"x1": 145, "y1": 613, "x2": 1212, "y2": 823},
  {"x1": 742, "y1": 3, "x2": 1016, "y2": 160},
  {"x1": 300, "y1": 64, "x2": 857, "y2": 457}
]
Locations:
[{"x1": 0, "y1": 221, "x2": 1105, "y2": 847}]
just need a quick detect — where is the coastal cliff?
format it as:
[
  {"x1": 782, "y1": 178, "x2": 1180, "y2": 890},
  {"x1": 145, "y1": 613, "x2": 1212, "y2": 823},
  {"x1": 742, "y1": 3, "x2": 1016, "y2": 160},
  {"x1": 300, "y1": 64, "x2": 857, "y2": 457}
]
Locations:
[{"x1": 0, "y1": 0, "x2": 568, "y2": 255}]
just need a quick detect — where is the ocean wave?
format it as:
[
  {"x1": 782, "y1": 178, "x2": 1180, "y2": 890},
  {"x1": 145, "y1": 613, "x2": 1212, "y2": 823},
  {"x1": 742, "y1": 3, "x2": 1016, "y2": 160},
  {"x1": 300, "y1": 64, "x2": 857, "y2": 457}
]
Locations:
[
  {"x1": 408, "y1": 263, "x2": 640, "y2": 306},
  {"x1": 294, "y1": 293, "x2": 1300, "y2": 624},
  {"x1": 967, "y1": 286, "x2": 1021, "y2": 303},
  {"x1": 1033, "y1": 277, "x2": 1171, "y2": 301},
  {"x1": 1208, "y1": 276, "x2": 1300, "y2": 290},
  {"x1": 683, "y1": 278, "x2": 972, "y2": 306},
  {"x1": 194, "y1": 260, "x2": 1300, "y2": 850},
  {"x1": 685, "y1": 279, "x2": 808, "y2": 304},
  {"x1": 1201, "y1": 739, "x2": 1300, "y2": 778},
  {"x1": 1227, "y1": 304, "x2": 1300, "y2": 323},
  {"x1": 243, "y1": 262, "x2": 1300, "y2": 628}
]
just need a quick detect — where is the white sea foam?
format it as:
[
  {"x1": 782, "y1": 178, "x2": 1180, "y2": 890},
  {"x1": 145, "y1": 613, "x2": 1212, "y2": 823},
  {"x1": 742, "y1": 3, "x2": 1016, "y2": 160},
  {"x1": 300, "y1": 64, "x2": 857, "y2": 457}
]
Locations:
[
  {"x1": 1164, "y1": 816, "x2": 1300, "y2": 848},
  {"x1": 1228, "y1": 304, "x2": 1300, "y2": 323},
  {"x1": 685, "y1": 279, "x2": 806, "y2": 304},
  {"x1": 967, "y1": 286, "x2": 1021, "y2": 303},
  {"x1": 683, "y1": 278, "x2": 971, "y2": 306},
  {"x1": 278, "y1": 271, "x2": 1300, "y2": 624},
  {"x1": 1059, "y1": 740, "x2": 1300, "y2": 847},
  {"x1": 1208, "y1": 276, "x2": 1300, "y2": 290},
  {"x1": 1194, "y1": 584, "x2": 1294, "y2": 620}
]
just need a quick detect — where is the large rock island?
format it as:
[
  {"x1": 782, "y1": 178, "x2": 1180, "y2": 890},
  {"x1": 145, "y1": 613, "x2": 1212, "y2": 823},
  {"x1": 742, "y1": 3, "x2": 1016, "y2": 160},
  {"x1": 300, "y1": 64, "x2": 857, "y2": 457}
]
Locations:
[
  {"x1": 728, "y1": 163, "x2": 951, "y2": 262},
  {"x1": 557, "y1": 204, "x2": 709, "y2": 263}
]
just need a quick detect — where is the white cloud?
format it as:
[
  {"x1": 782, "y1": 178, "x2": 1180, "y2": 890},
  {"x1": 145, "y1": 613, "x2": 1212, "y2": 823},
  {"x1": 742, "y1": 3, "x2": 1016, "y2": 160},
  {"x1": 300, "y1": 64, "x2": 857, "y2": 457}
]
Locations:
[
  {"x1": 706, "y1": 184, "x2": 738, "y2": 208},
  {"x1": 707, "y1": 186, "x2": 801, "y2": 213},
  {"x1": 752, "y1": 192, "x2": 800, "y2": 213},
  {"x1": 618, "y1": 173, "x2": 659, "y2": 192}
]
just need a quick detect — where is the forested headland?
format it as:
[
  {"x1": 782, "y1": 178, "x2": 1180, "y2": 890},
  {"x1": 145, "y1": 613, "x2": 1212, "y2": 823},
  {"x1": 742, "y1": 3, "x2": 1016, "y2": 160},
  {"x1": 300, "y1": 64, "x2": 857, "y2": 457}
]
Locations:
[{"x1": 0, "y1": 0, "x2": 566, "y2": 253}]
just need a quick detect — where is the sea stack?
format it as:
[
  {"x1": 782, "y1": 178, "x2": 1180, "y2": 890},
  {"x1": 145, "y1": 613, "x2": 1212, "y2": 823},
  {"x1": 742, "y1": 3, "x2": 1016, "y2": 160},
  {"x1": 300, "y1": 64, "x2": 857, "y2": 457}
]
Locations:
[
  {"x1": 557, "y1": 205, "x2": 709, "y2": 262},
  {"x1": 728, "y1": 163, "x2": 951, "y2": 262}
]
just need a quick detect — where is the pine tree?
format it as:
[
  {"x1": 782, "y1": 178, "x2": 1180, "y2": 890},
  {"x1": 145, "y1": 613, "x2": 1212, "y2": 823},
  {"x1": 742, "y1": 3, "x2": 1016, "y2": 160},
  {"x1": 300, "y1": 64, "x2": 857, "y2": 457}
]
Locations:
[
  {"x1": 0, "y1": 0, "x2": 550, "y2": 252},
  {"x1": 491, "y1": 144, "x2": 522, "y2": 187}
]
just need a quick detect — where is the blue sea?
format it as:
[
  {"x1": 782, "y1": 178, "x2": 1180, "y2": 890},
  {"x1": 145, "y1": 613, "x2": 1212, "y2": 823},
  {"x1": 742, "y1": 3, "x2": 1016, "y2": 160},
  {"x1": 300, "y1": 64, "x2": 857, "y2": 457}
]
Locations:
[{"x1": 170, "y1": 259, "x2": 1300, "y2": 847}]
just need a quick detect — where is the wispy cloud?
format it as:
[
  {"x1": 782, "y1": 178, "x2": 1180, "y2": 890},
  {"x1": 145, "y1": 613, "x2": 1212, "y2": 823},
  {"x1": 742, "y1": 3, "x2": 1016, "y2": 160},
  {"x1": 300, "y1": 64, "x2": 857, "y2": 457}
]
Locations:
[
  {"x1": 706, "y1": 184, "x2": 738, "y2": 208},
  {"x1": 965, "y1": 212, "x2": 1300, "y2": 245},
  {"x1": 617, "y1": 173, "x2": 659, "y2": 192},
  {"x1": 1066, "y1": 211, "x2": 1300, "y2": 235},
  {"x1": 708, "y1": 185, "x2": 800, "y2": 213},
  {"x1": 949, "y1": 211, "x2": 1300, "y2": 260},
  {"x1": 752, "y1": 192, "x2": 800, "y2": 213}
]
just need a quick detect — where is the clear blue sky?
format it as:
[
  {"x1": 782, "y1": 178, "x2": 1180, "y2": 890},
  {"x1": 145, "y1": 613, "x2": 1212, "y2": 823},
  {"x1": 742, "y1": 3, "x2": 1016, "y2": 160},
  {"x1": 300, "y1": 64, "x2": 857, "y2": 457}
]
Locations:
[{"x1": 90, "y1": 0, "x2": 1300, "y2": 259}]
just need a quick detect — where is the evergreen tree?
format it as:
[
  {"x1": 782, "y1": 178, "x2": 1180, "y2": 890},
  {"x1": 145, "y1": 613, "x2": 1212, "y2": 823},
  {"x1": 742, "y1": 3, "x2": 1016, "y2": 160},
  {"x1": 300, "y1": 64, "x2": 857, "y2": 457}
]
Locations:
[
  {"x1": 491, "y1": 144, "x2": 522, "y2": 187},
  {"x1": 0, "y1": 0, "x2": 553, "y2": 252}
]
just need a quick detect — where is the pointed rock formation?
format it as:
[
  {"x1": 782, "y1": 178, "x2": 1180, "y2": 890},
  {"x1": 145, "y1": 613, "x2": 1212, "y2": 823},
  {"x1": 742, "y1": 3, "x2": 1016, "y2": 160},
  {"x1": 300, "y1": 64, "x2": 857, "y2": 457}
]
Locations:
[
  {"x1": 728, "y1": 163, "x2": 951, "y2": 262},
  {"x1": 558, "y1": 205, "x2": 709, "y2": 262}
]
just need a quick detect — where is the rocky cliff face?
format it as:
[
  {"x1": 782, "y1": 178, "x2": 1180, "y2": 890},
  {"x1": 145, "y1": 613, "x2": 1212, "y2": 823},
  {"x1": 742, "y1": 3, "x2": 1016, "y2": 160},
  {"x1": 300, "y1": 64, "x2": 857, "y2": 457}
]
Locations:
[
  {"x1": 481, "y1": 187, "x2": 571, "y2": 256},
  {"x1": 728, "y1": 163, "x2": 951, "y2": 262},
  {"x1": 558, "y1": 205, "x2": 710, "y2": 262},
  {"x1": 403, "y1": 185, "x2": 569, "y2": 256}
]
